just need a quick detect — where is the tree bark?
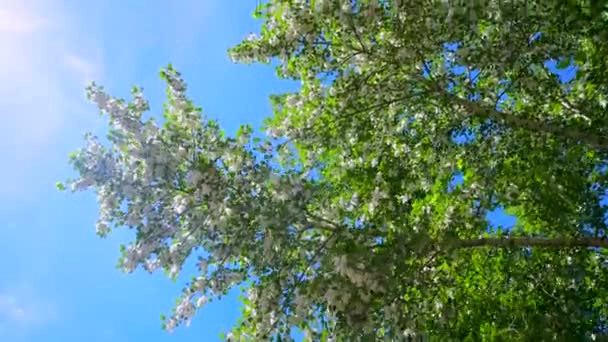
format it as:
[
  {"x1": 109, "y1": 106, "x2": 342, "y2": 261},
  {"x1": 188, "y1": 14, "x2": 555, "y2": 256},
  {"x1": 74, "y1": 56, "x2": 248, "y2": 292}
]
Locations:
[
  {"x1": 419, "y1": 76, "x2": 608, "y2": 150},
  {"x1": 451, "y1": 94, "x2": 608, "y2": 151},
  {"x1": 450, "y1": 236, "x2": 608, "y2": 249}
]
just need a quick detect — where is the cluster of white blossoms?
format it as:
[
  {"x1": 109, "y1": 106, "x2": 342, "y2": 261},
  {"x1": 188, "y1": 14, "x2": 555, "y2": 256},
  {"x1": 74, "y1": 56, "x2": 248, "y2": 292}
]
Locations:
[{"x1": 63, "y1": 65, "x2": 403, "y2": 338}]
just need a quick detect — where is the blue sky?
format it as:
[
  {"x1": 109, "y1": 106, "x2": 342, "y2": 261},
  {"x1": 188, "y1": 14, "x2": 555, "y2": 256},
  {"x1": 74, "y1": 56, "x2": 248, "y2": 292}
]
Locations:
[{"x1": 0, "y1": 0, "x2": 296, "y2": 341}]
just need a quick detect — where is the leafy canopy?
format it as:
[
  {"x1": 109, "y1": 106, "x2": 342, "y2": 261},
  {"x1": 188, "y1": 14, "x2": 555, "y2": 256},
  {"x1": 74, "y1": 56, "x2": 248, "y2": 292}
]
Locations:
[{"x1": 60, "y1": 1, "x2": 608, "y2": 340}]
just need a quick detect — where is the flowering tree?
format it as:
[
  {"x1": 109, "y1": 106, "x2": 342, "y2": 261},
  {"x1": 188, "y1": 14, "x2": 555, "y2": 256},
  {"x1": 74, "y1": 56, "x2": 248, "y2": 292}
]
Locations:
[{"x1": 60, "y1": 1, "x2": 608, "y2": 340}]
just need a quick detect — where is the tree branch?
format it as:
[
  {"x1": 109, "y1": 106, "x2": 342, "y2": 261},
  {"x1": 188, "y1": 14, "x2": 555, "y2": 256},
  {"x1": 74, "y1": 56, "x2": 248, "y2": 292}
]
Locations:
[
  {"x1": 431, "y1": 81, "x2": 608, "y2": 151},
  {"x1": 447, "y1": 236, "x2": 608, "y2": 249}
]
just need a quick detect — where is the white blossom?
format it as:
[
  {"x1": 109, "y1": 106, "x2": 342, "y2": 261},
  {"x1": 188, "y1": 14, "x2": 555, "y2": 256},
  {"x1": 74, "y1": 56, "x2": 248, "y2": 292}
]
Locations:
[{"x1": 172, "y1": 195, "x2": 188, "y2": 215}]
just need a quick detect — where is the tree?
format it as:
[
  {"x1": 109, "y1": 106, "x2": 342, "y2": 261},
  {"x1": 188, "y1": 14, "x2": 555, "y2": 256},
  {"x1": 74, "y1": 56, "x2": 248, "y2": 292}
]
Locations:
[{"x1": 60, "y1": 1, "x2": 608, "y2": 340}]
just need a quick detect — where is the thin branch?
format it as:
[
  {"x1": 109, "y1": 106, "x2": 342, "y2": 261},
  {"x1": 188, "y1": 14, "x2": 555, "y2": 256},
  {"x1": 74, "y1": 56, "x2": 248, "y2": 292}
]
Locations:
[
  {"x1": 305, "y1": 211, "x2": 340, "y2": 232},
  {"x1": 335, "y1": 90, "x2": 424, "y2": 124},
  {"x1": 422, "y1": 77, "x2": 608, "y2": 150},
  {"x1": 494, "y1": 60, "x2": 531, "y2": 110},
  {"x1": 447, "y1": 236, "x2": 608, "y2": 249},
  {"x1": 348, "y1": 14, "x2": 369, "y2": 55},
  {"x1": 267, "y1": 230, "x2": 339, "y2": 338}
]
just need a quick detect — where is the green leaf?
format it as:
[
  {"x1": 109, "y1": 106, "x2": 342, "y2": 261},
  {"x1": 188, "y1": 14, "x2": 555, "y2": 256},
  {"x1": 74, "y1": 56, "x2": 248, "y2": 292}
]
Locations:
[{"x1": 556, "y1": 58, "x2": 571, "y2": 69}]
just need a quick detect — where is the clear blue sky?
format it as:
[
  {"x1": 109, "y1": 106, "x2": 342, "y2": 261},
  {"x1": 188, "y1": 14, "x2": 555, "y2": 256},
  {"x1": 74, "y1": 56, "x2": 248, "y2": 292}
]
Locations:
[
  {"x1": 0, "y1": 1, "x2": 522, "y2": 341},
  {"x1": 0, "y1": 1, "x2": 298, "y2": 341}
]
